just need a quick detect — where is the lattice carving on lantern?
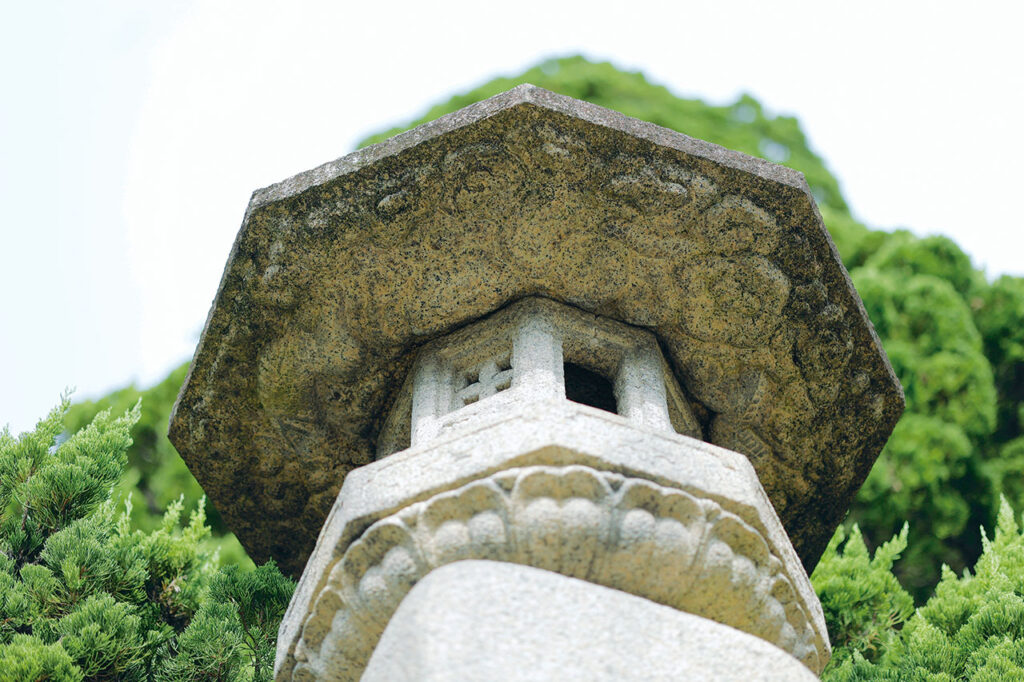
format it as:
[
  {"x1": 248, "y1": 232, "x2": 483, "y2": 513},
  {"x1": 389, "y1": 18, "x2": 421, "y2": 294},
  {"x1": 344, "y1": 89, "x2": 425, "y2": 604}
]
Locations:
[
  {"x1": 376, "y1": 297, "x2": 702, "y2": 458},
  {"x1": 455, "y1": 354, "x2": 513, "y2": 406}
]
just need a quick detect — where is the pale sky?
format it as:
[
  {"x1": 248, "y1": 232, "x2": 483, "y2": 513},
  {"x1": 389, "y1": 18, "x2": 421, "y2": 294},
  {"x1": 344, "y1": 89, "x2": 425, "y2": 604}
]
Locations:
[{"x1": 2, "y1": 0, "x2": 1022, "y2": 436}]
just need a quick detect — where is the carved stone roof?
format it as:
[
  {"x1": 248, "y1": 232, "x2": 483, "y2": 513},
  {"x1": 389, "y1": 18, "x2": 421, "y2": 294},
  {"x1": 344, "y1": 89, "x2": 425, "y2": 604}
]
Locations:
[{"x1": 169, "y1": 85, "x2": 903, "y2": 576}]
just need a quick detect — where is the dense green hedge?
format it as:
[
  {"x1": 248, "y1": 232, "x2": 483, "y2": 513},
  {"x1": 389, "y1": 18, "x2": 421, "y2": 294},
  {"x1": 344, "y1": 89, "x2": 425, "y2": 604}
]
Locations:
[
  {"x1": 0, "y1": 403, "x2": 292, "y2": 681},
  {"x1": 814, "y1": 502, "x2": 1024, "y2": 680}
]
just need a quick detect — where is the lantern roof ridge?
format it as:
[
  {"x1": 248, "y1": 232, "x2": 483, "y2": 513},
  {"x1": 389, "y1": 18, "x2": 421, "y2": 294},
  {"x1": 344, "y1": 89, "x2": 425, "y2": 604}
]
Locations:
[{"x1": 249, "y1": 83, "x2": 809, "y2": 210}]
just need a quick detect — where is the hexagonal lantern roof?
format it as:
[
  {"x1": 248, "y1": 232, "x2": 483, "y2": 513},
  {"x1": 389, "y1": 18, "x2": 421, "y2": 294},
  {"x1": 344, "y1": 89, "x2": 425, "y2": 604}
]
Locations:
[{"x1": 169, "y1": 85, "x2": 903, "y2": 577}]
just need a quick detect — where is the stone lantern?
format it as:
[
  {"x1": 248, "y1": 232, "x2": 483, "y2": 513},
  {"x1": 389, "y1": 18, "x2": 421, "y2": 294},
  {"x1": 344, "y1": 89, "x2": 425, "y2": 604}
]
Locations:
[{"x1": 169, "y1": 85, "x2": 903, "y2": 680}]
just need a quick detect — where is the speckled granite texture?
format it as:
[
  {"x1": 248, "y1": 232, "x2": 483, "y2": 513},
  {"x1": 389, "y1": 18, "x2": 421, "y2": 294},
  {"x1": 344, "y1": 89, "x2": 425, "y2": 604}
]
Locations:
[{"x1": 169, "y1": 84, "x2": 903, "y2": 577}]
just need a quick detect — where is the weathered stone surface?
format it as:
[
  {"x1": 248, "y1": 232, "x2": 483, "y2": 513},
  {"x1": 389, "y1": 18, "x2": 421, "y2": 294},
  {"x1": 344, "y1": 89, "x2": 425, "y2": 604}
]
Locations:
[
  {"x1": 169, "y1": 84, "x2": 903, "y2": 577},
  {"x1": 274, "y1": 401, "x2": 829, "y2": 680},
  {"x1": 362, "y1": 560, "x2": 820, "y2": 681}
]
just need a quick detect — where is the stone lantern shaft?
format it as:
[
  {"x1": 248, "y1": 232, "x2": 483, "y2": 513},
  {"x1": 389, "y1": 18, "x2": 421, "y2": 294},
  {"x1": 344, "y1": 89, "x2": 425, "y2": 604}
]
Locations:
[{"x1": 168, "y1": 85, "x2": 904, "y2": 681}]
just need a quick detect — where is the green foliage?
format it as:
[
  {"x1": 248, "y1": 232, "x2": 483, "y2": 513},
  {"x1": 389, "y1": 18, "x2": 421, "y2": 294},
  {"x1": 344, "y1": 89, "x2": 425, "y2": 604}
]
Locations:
[
  {"x1": 821, "y1": 500, "x2": 1024, "y2": 680},
  {"x1": 848, "y1": 245, "x2": 1009, "y2": 595},
  {"x1": 57, "y1": 594, "x2": 147, "y2": 679},
  {"x1": 0, "y1": 634, "x2": 81, "y2": 682},
  {"x1": 856, "y1": 414, "x2": 976, "y2": 590},
  {"x1": 865, "y1": 232, "x2": 986, "y2": 298},
  {"x1": 160, "y1": 562, "x2": 294, "y2": 682},
  {"x1": 811, "y1": 523, "x2": 914, "y2": 667},
  {"x1": 1, "y1": 400, "x2": 133, "y2": 570},
  {"x1": 210, "y1": 562, "x2": 295, "y2": 679},
  {"x1": 0, "y1": 403, "x2": 294, "y2": 680},
  {"x1": 160, "y1": 599, "x2": 244, "y2": 682},
  {"x1": 973, "y1": 276, "x2": 1024, "y2": 445},
  {"x1": 65, "y1": 363, "x2": 251, "y2": 569}
]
